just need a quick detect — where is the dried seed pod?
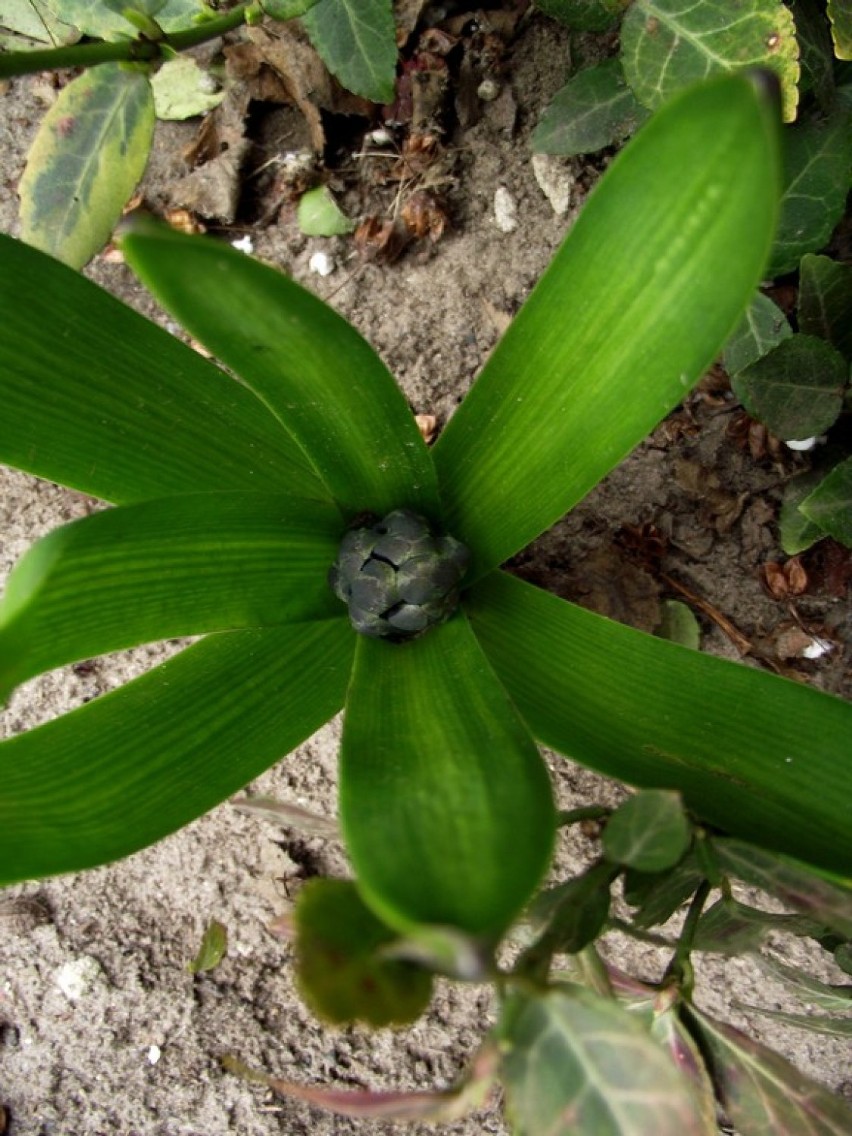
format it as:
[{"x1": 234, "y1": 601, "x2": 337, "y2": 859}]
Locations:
[{"x1": 329, "y1": 510, "x2": 470, "y2": 641}]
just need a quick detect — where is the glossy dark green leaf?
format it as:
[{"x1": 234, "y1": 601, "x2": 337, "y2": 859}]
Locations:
[
  {"x1": 694, "y1": 897, "x2": 819, "y2": 954},
  {"x1": 500, "y1": 986, "x2": 715, "y2": 1136},
  {"x1": 20, "y1": 63, "x2": 155, "y2": 268},
  {"x1": 628, "y1": 854, "x2": 706, "y2": 929},
  {"x1": 710, "y1": 838, "x2": 852, "y2": 938},
  {"x1": 828, "y1": 0, "x2": 852, "y2": 59},
  {"x1": 534, "y1": 0, "x2": 630, "y2": 32},
  {"x1": 788, "y1": 0, "x2": 837, "y2": 109},
  {"x1": 687, "y1": 1004, "x2": 852, "y2": 1134},
  {"x1": 527, "y1": 863, "x2": 614, "y2": 954},
  {"x1": 0, "y1": 234, "x2": 321, "y2": 504},
  {"x1": 768, "y1": 110, "x2": 852, "y2": 277},
  {"x1": 121, "y1": 225, "x2": 440, "y2": 520},
  {"x1": 339, "y1": 613, "x2": 556, "y2": 937},
  {"x1": 532, "y1": 59, "x2": 650, "y2": 156},
  {"x1": 721, "y1": 291, "x2": 792, "y2": 377},
  {"x1": 434, "y1": 73, "x2": 780, "y2": 578},
  {"x1": 800, "y1": 455, "x2": 852, "y2": 545},
  {"x1": 731, "y1": 334, "x2": 847, "y2": 439},
  {"x1": 780, "y1": 468, "x2": 830, "y2": 555},
  {"x1": 466, "y1": 571, "x2": 852, "y2": 877},
  {"x1": 294, "y1": 879, "x2": 432, "y2": 1026},
  {"x1": 302, "y1": 0, "x2": 396, "y2": 103},
  {"x1": 0, "y1": 492, "x2": 343, "y2": 699},
  {"x1": 799, "y1": 254, "x2": 852, "y2": 360},
  {"x1": 188, "y1": 918, "x2": 228, "y2": 973},
  {"x1": 621, "y1": 0, "x2": 800, "y2": 122},
  {"x1": 0, "y1": 618, "x2": 353, "y2": 882},
  {"x1": 602, "y1": 790, "x2": 691, "y2": 872}
]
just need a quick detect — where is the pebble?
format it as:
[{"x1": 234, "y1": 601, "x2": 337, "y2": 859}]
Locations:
[
  {"x1": 309, "y1": 251, "x2": 336, "y2": 277},
  {"x1": 531, "y1": 154, "x2": 575, "y2": 215},
  {"x1": 494, "y1": 186, "x2": 518, "y2": 233},
  {"x1": 55, "y1": 956, "x2": 102, "y2": 1003}
]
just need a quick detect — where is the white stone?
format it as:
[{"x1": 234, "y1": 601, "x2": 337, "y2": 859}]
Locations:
[
  {"x1": 785, "y1": 437, "x2": 818, "y2": 451},
  {"x1": 56, "y1": 956, "x2": 102, "y2": 1002},
  {"x1": 309, "y1": 251, "x2": 336, "y2": 277},
  {"x1": 531, "y1": 154, "x2": 575, "y2": 215},
  {"x1": 494, "y1": 186, "x2": 518, "y2": 233},
  {"x1": 230, "y1": 235, "x2": 254, "y2": 254},
  {"x1": 802, "y1": 637, "x2": 833, "y2": 660}
]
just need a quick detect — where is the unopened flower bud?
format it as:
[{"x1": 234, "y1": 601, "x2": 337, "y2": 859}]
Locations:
[{"x1": 329, "y1": 510, "x2": 470, "y2": 641}]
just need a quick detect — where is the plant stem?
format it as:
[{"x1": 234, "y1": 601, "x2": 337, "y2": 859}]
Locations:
[
  {"x1": 557, "y1": 805, "x2": 611, "y2": 828},
  {"x1": 0, "y1": 4, "x2": 259, "y2": 79},
  {"x1": 664, "y1": 879, "x2": 712, "y2": 994}
]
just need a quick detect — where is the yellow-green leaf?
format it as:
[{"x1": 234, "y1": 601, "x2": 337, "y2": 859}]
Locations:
[{"x1": 20, "y1": 63, "x2": 155, "y2": 268}]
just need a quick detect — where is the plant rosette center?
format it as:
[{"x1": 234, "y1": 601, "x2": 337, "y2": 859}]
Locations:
[{"x1": 329, "y1": 509, "x2": 471, "y2": 641}]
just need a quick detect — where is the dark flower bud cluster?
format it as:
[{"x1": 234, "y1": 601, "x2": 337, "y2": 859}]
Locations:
[{"x1": 329, "y1": 509, "x2": 471, "y2": 641}]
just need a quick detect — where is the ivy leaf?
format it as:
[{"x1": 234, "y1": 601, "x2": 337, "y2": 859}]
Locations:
[
  {"x1": 788, "y1": 0, "x2": 836, "y2": 108},
  {"x1": 800, "y1": 455, "x2": 852, "y2": 546},
  {"x1": 768, "y1": 110, "x2": 852, "y2": 277},
  {"x1": 602, "y1": 790, "x2": 691, "y2": 873},
  {"x1": 694, "y1": 897, "x2": 820, "y2": 954},
  {"x1": 500, "y1": 986, "x2": 715, "y2": 1136},
  {"x1": 302, "y1": 0, "x2": 396, "y2": 103},
  {"x1": 42, "y1": 0, "x2": 205, "y2": 38},
  {"x1": 187, "y1": 919, "x2": 228, "y2": 974},
  {"x1": 828, "y1": 0, "x2": 852, "y2": 59},
  {"x1": 687, "y1": 1004, "x2": 852, "y2": 1133},
  {"x1": 19, "y1": 63, "x2": 155, "y2": 268},
  {"x1": 223, "y1": 1043, "x2": 498, "y2": 1122},
  {"x1": 533, "y1": 58, "x2": 651, "y2": 156},
  {"x1": 757, "y1": 954, "x2": 852, "y2": 1012},
  {"x1": 528, "y1": 863, "x2": 614, "y2": 954},
  {"x1": 731, "y1": 334, "x2": 847, "y2": 439},
  {"x1": 150, "y1": 56, "x2": 225, "y2": 120},
  {"x1": 261, "y1": 0, "x2": 321, "y2": 17},
  {"x1": 721, "y1": 291, "x2": 793, "y2": 377},
  {"x1": 0, "y1": 0, "x2": 80, "y2": 45},
  {"x1": 655, "y1": 599, "x2": 700, "y2": 649},
  {"x1": 710, "y1": 837, "x2": 852, "y2": 939},
  {"x1": 779, "y1": 467, "x2": 830, "y2": 555},
  {"x1": 294, "y1": 879, "x2": 432, "y2": 1026},
  {"x1": 534, "y1": 0, "x2": 631, "y2": 32},
  {"x1": 798, "y1": 254, "x2": 852, "y2": 360},
  {"x1": 620, "y1": 0, "x2": 800, "y2": 122},
  {"x1": 625, "y1": 853, "x2": 706, "y2": 929},
  {"x1": 297, "y1": 185, "x2": 354, "y2": 235},
  {"x1": 735, "y1": 1005, "x2": 852, "y2": 1037}
]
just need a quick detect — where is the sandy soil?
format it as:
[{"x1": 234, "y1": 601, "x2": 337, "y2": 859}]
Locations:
[{"x1": 0, "y1": 9, "x2": 849, "y2": 1134}]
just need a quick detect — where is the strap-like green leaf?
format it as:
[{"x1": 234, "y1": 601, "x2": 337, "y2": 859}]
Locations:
[
  {"x1": 339, "y1": 613, "x2": 555, "y2": 937},
  {"x1": 434, "y1": 74, "x2": 781, "y2": 579},
  {"x1": 0, "y1": 234, "x2": 323, "y2": 503},
  {"x1": 0, "y1": 619, "x2": 353, "y2": 883},
  {"x1": 121, "y1": 225, "x2": 441, "y2": 520},
  {"x1": 0, "y1": 492, "x2": 344, "y2": 700},
  {"x1": 466, "y1": 572, "x2": 852, "y2": 876},
  {"x1": 19, "y1": 63, "x2": 155, "y2": 269}
]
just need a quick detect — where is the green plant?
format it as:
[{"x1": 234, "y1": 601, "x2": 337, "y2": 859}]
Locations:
[
  {"x1": 723, "y1": 252, "x2": 852, "y2": 551},
  {"x1": 533, "y1": 0, "x2": 852, "y2": 276},
  {"x1": 0, "y1": 0, "x2": 396, "y2": 266},
  {"x1": 1, "y1": 71, "x2": 851, "y2": 1131}
]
